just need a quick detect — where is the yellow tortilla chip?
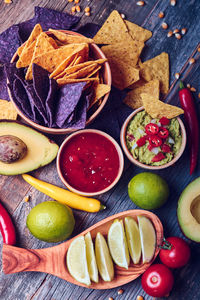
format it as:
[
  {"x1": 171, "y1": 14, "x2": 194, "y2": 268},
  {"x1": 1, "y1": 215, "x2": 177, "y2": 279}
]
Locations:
[
  {"x1": 93, "y1": 10, "x2": 133, "y2": 44},
  {"x1": 16, "y1": 40, "x2": 37, "y2": 68},
  {"x1": 123, "y1": 80, "x2": 160, "y2": 109},
  {"x1": 89, "y1": 83, "x2": 111, "y2": 109},
  {"x1": 128, "y1": 78, "x2": 147, "y2": 90},
  {"x1": 140, "y1": 52, "x2": 169, "y2": 95},
  {"x1": 125, "y1": 20, "x2": 152, "y2": 42},
  {"x1": 0, "y1": 100, "x2": 17, "y2": 120},
  {"x1": 66, "y1": 63, "x2": 98, "y2": 79},
  {"x1": 49, "y1": 44, "x2": 89, "y2": 79},
  {"x1": 87, "y1": 65, "x2": 101, "y2": 78},
  {"x1": 17, "y1": 44, "x2": 25, "y2": 56},
  {"x1": 71, "y1": 55, "x2": 83, "y2": 66},
  {"x1": 25, "y1": 32, "x2": 58, "y2": 80},
  {"x1": 49, "y1": 29, "x2": 94, "y2": 44},
  {"x1": 57, "y1": 77, "x2": 97, "y2": 86},
  {"x1": 141, "y1": 93, "x2": 184, "y2": 119}
]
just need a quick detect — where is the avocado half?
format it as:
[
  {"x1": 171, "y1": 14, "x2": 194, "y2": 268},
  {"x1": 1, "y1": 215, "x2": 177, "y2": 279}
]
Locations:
[
  {"x1": 0, "y1": 120, "x2": 59, "y2": 175},
  {"x1": 177, "y1": 177, "x2": 200, "y2": 242}
]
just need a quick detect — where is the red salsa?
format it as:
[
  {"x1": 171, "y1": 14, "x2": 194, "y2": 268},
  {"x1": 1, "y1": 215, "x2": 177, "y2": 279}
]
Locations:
[{"x1": 60, "y1": 132, "x2": 120, "y2": 193}]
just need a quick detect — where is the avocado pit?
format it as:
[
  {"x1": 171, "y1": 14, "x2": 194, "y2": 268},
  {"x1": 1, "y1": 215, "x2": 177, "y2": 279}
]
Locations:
[{"x1": 0, "y1": 135, "x2": 27, "y2": 164}]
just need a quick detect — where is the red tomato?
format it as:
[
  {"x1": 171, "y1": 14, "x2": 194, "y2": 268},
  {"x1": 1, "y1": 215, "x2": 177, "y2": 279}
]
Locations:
[
  {"x1": 145, "y1": 123, "x2": 159, "y2": 135},
  {"x1": 159, "y1": 237, "x2": 191, "y2": 268},
  {"x1": 152, "y1": 152, "x2": 165, "y2": 162},
  {"x1": 141, "y1": 264, "x2": 174, "y2": 297},
  {"x1": 136, "y1": 136, "x2": 146, "y2": 147},
  {"x1": 159, "y1": 117, "x2": 170, "y2": 126}
]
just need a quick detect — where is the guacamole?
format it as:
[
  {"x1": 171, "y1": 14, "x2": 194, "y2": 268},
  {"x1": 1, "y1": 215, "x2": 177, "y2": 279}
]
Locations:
[{"x1": 126, "y1": 110, "x2": 182, "y2": 166}]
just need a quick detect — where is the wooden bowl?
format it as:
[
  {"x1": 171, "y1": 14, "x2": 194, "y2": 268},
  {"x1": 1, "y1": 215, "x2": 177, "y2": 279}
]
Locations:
[
  {"x1": 56, "y1": 129, "x2": 124, "y2": 196},
  {"x1": 8, "y1": 30, "x2": 111, "y2": 135},
  {"x1": 3, "y1": 209, "x2": 163, "y2": 289},
  {"x1": 120, "y1": 107, "x2": 187, "y2": 170}
]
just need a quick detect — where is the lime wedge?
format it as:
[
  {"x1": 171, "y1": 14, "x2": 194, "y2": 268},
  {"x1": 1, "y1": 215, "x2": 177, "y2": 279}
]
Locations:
[
  {"x1": 124, "y1": 216, "x2": 141, "y2": 264},
  {"x1": 137, "y1": 216, "x2": 156, "y2": 263},
  {"x1": 67, "y1": 236, "x2": 91, "y2": 286},
  {"x1": 85, "y1": 232, "x2": 99, "y2": 283},
  {"x1": 107, "y1": 219, "x2": 130, "y2": 269},
  {"x1": 95, "y1": 232, "x2": 114, "y2": 281}
]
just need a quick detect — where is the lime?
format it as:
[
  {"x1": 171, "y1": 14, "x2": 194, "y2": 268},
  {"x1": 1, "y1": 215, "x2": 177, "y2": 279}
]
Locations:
[
  {"x1": 124, "y1": 217, "x2": 141, "y2": 264},
  {"x1": 27, "y1": 201, "x2": 75, "y2": 243},
  {"x1": 128, "y1": 172, "x2": 169, "y2": 209},
  {"x1": 85, "y1": 232, "x2": 99, "y2": 283},
  {"x1": 95, "y1": 232, "x2": 114, "y2": 282},
  {"x1": 137, "y1": 216, "x2": 156, "y2": 263},
  {"x1": 107, "y1": 219, "x2": 130, "y2": 269},
  {"x1": 67, "y1": 236, "x2": 91, "y2": 286}
]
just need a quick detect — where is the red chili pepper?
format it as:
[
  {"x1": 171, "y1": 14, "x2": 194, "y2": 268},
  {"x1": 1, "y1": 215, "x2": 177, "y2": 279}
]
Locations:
[
  {"x1": 136, "y1": 136, "x2": 146, "y2": 147},
  {"x1": 158, "y1": 127, "x2": 169, "y2": 139},
  {"x1": 179, "y1": 81, "x2": 199, "y2": 174},
  {"x1": 152, "y1": 152, "x2": 165, "y2": 162},
  {"x1": 149, "y1": 135, "x2": 163, "y2": 147},
  {"x1": 159, "y1": 117, "x2": 170, "y2": 126},
  {"x1": 0, "y1": 201, "x2": 16, "y2": 245},
  {"x1": 145, "y1": 123, "x2": 159, "y2": 135}
]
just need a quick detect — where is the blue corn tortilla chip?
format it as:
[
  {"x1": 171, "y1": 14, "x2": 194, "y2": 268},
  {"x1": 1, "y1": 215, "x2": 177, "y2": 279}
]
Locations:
[
  {"x1": 34, "y1": 6, "x2": 80, "y2": 31},
  {"x1": 45, "y1": 78, "x2": 58, "y2": 127},
  {"x1": 0, "y1": 25, "x2": 21, "y2": 64},
  {"x1": 0, "y1": 65, "x2": 10, "y2": 100},
  {"x1": 78, "y1": 23, "x2": 100, "y2": 38},
  {"x1": 55, "y1": 82, "x2": 86, "y2": 128},
  {"x1": 66, "y1": 95, "x2": 87, "y2": 129},
  {"x1": 32, "y1": 64, "x2": 50, "y2": 105}
]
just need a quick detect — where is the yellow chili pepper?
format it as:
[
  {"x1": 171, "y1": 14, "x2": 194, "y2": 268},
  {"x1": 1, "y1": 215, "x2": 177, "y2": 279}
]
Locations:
[{"x1": 22, "y1": 174, "x2": 106, "y2": 213}]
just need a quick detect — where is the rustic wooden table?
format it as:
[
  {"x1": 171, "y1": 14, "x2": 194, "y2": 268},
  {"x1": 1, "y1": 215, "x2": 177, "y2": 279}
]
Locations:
[{"x1": 0, "y1": 1, "x2": 200, "y2": 299}]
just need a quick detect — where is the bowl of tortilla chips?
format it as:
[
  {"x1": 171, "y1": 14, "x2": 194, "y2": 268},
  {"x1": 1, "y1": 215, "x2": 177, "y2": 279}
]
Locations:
[{"x1": 6, "y1": 24, "x2": 111, "y2": 134}]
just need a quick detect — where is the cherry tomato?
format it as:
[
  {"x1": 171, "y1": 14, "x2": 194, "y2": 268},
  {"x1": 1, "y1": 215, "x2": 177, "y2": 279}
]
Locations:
[
  {"x1": 158, "y1": 127, "x2": 169, "y2": 139},
  {"x1": 149, "y1": 135, "x2": 162, "y2": 147},
  {"x1": 152, "y1": 152, "x2": 165, "y2": 162},
  {"x1": 159, "y1": 237, "x2": 191, "y2": 268},
  {"x1": 141, "y1": 264, "x2": 174, "y2": 297},
  {"x1": 159, "y1": 117, "x2": 170, "y2": 126},
  {"x1": 145, "y1": 123, "x2": 159, "y2": 135},
  {"x1": 136, "y1": 136, "x2": 146, "y2": 147}
]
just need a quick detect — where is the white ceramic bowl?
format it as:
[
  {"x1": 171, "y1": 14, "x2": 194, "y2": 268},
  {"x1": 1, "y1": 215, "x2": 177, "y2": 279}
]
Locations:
[
  {"x1": 57, "y1": 129, "x2": 124, "y2": 196},
  {"x1": 120, "y1": 107, "x2": 187, "y2": 170}
]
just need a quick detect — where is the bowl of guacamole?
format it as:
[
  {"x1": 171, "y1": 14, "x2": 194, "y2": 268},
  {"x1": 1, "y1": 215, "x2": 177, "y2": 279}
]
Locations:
[{"x1": 120, "y1": 107, "x2": 186, "y2": 170}]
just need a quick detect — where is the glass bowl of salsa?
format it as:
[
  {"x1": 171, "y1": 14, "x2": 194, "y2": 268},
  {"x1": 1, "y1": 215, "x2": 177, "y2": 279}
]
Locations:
[
  {"x1": 120, "y1": 107, "x2": 187, "y2": 170},
  {"x1": 56, "y1": 129, "x2": 124, "y2": 196}
]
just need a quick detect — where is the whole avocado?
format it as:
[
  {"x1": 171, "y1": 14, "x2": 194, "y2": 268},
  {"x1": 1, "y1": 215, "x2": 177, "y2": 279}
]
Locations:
[{"x1": 128, "y1": 172, "x2": 169, "y2": 209}]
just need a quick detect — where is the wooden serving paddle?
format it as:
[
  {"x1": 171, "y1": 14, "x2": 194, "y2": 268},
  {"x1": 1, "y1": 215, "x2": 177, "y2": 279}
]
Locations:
[{"x1": 2, "y1": 209, "x2": 163, "y2": 289}]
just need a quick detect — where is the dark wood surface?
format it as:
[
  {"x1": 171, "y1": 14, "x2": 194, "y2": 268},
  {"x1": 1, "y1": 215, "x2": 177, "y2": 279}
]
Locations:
[{"x1": 0, "y1": 1, "x2": 200, "y2": 300}]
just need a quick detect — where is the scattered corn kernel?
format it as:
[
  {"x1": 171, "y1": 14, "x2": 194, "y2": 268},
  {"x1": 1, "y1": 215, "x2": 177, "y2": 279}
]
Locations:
[
  {"x1": 187, "y1": 83, "x2": 191, "y2": 89},
  {"x1": 161, "y1": 22, "x2": 168, "y2": 29},
  {"x1": 108, "y1": 298, "x2": 114, "y2": 300},
  {"x1": 181, "y1": 28, "x2": 187, "y2": 35},
  {"x1": 75, "y1": 5, "x2": 81, "y2": 12},
  {"x1": 198, "y1": 47, "x2": 200, "y2": 53},
  {"x1": 198, "y1": 93, "x2": 200, "y2": 99},
  {"x1": 118, "y1": 289, "x2": 124, "y2": 295},
  {"x1": 137, "y1": 296, "x2": 144, "y2": 300},
  {"x1": 173, "y1": 29, "x2": 179, "y2": 34},
  {"x1": 75, "y1": 0, "x2": 80, "y2": 3},
  {"x1": 71, "y1": 6, "x2": 76, "y2": 13},
  {"x1": 159, "y1": 12, "x2": 164, "y2": 18},
  {"x1": 190, "y1": 87, "x2": 196, "y2": 92},
  {"x1": 24, "y1": 195, "x2": 30, "y2": 202},
  {"x1": 175, "y1": 33, "x2": 181, "y2": 40},
  {"x1": 68, "y1": 0, "x2": 74, "y2": 2},
  {"x1": 136, "y1": 1, "x2": 145, "y2": 6},
  {"x1": 167, "y1": 31, "x2": 173, "y2": 37},
  {"x1": 85, "y1": 12, "x2": 91, "y2": 16},
  {"x1": 4, "y1": 0, "x2": 12, "y2": 3},
  {"x1": 121, "y1": 13, "x2": 125, "y2": 19},
  {"x1": 189, "y1": 58, "x2": 195, "y2": 65},
  {"x1": 175, "y1": 72, "x2": 180, "y2": 79},
  {"x1": 84, "y1": 6, "x2": 90, "y2": 12},
  {"x1": 170, "y1": 0, "x2": 176, "y2": 6}
]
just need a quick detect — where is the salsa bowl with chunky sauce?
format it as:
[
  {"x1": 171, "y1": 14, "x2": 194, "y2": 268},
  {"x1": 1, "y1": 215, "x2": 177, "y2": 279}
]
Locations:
[{"x1": 57, "y1": 129, "x2": 124, "y2": 196}]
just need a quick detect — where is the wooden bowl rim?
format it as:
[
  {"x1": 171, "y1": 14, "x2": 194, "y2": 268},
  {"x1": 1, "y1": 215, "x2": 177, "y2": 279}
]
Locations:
[{"x1": 9, "y1": 30, "x2": 111, "y2": 135}]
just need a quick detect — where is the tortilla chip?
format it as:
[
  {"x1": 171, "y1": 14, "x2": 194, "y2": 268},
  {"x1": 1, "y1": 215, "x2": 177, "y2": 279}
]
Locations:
[
  {"x1": 93, "y1": 10, "x2": 133, "y2": 45},
  {"x1": 140, "y1": 52, "x2": 169, "y2": 95},
  {"x1": 16, "y1": 40, "x2": 37, "y2": 68},
  {"x1": 49, "y1": 44, "x2": 89, "y2": 79},
  {"x1": 17, "y1": 44, "x2": 25, "y2": 56},
  {"x1": 87, "y1": 65, "x2": 101, "y2": 78},
  {"x1": 57, "y1": 77, "x2": 97, "y2": 86},
  {"x1": 25, "y1": 32, "x2": 58, "y2": 80},
  {"x1": 66, "y1": 63, "x2": 98, "y2": 79},
  {"x1": 128, "y1": 78, "x2": 147, "y2": 89},
  {"x1": 49, "y1": 29, "x2": 94, "y2": 44},
  {"x1": 125, "y1": 20, "x2": 152, "y2": 42},
  {"x1": 89, "y1": 83, "x2": 111, "y2": 109},
  {"x1": 26, "y1": 43, "x2": 87, "y2": 80},
  {"x1": 71, "y1": 55, "x2": 83, "y2": 66},
  {"x1": 0, "y1": 99, "x2": 18, "y2": 120},
  {"x1": 141, "y1": 93, "x2": 184, "y2": 119},
  {"x1": 123, "y1": 80, "x2": 160, "y2": 109}
]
